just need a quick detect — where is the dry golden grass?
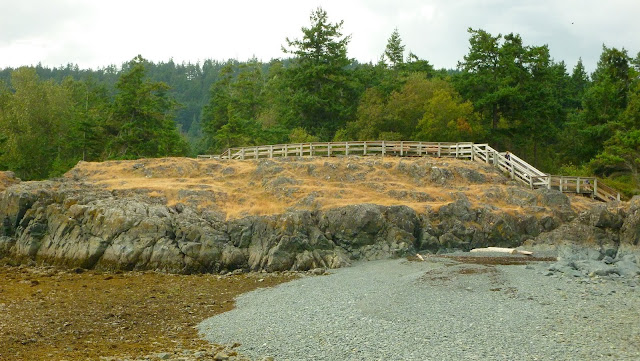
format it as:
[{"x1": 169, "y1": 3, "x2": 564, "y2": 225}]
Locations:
[
  {"x1": 65, "y1": 156, "x2": 601, "y2": 219},
  {"x1": 0, "y1": 171, "x2": 20, "y2": 192}
]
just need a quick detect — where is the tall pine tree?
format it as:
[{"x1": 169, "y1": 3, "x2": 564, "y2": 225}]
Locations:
[
  {"x1": 282, "y1": 7, "x2": 357, "y2": 140},
  {"x1": 106, "y1": 55, "x2": 188, "y2": 158}
]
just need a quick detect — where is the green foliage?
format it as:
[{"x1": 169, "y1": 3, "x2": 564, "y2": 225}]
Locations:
[
  {"x1": 201, "y1": 62, "x2": 235, "y2": 151},
  {"x1": 281, "y1": 7, "x2": 358, "y2": 139},
  {"x1": 564, "y1": 46, "x2": 632, "y2": 163},
  {"x1": 1, "y1": 12, "x2": 640, "y2": 195},
  {"x1": 341, "y1": 74, "x2": 481, "y2": 142},
  {"x1": 61, "y1": 76, "x2": 112, "y2": 162},
  {"x1": 455, "y1": 29, "x2": 504, "y2": 130},
  {"x1": 568, "y1": 58, "x2": 590, "y2": 109},
  {"x1": 455, "y1": 29, "x2": 572, "y2": 167},
  {"x1": 384, "y1": 28, "x2": 405, "y2": 68},
  {"x1": 416, "y1": 89, "x2": 478, "y2": 141},
  {"x1": 0, "y1": 68, "x2": 73, "y2": 179},
  {"x1": 201, "y1": 60, "x2": 282, "y2": 152},
  {"x1": 556, "y1": 163, "x2": 592, "y2": 177},
  {"x1": 107, "y1": 56, "x2": 188, "y2": 158},
  {"x1": 592, "y1": 83, "x2": 640, "y2": 190},
  {"x1": 599, "y1": 175, "x2": 637, "y2": 198},
  {"x1": 289, "y1": 127, "x2": 320, "y2": 143}
]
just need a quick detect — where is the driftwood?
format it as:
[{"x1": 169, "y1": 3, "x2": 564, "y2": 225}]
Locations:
[{"x1": 470, "y1": 247, "x2": 533, "y2": 256}]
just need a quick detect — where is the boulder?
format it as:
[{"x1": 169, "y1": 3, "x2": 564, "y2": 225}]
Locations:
[
  {"x1": 455, "y1": 167, "x2": 486, "y2": 183},
  {"x1": 621, "y1": 196, "x2": 640, "y2": 246}
]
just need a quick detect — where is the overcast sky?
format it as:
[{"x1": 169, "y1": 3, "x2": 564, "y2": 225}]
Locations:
[{"x1": 1, "y1": 0, "x2": 638, "y2": 73}]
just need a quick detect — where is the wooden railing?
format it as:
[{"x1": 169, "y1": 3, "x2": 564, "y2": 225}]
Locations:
[
  {"x1": 199, "y1": 141, "x2": 475, "y2": 160},
  {"x1": 198, "y1": 141, "x2": 621, "y2": 202}
]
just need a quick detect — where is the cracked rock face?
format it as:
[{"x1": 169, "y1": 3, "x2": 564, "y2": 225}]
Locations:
[
  {"x1": 0, "y1": 183, "x2": 423, "y2": 273},
  {"x1": 0, "y1": 176, "x2": 633, "y2": 274}
]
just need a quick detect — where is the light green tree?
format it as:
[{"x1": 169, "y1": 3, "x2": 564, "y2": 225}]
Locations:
[
  {"x1": 416, "y1": 89, "x2": 477, "y2": 141},
  {"x1": 384, "y1": 28, "x2": 405, "y2": 68},
  {"x1": 0, "y1": 68, "x2": 72, "y2": 179}
]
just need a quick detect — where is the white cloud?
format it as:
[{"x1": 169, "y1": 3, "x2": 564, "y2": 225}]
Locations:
[{"x1": 0, "y1": 0, "x2": 638, "y2": 72}]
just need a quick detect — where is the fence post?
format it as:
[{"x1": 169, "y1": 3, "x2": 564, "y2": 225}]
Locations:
[
  {"x1": 577, "y1": 177, "x2": 581, "y2": 193},
  {"x1": 283, "y1": 144, "x2": 288, "y2": 158},
  {"x1": 241, "y1": 148, "x2": 245, "y2": 160},
  {"x1": 400, "y1": 141, "x2": 404, "y2": 156},
  {"x1": 594, "y1": 178, "x2": 598, "y2": 198},
  {"x1": 346, "y1": 142, "x2": 349, "y2": 156},
  {"x1": 328, "y1": 143, "x2": 331, "y2": 157},
  {"x1": 471, "y1": 144, "x2": 475, "y2": 161},
  {"x1": 254, "y1": 147, "x2": 258, "y2": 159},
  {"x1": 382, "y1": 141, "x2": 386, "y2": 157},
  {"x1": 437, "y1": 143, "x2": 441, "y2": 157},
  {"x1": 363, "y1": 142, "x2": 367, "y2": 155}
]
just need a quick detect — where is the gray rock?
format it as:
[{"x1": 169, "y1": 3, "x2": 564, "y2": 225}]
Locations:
[
  {"x1": 438, "y1": 198, "x2": 475, "y2": 222},
  {"x1": 0, "y1": 183, "x2": 428, "y2": 272},
  {"x1": 536, "y1": 188, "x2": 571, "y2": 208},
  {"x1": 214, "y1": 352, "x2": 229, "y2": 360},
  {"x1": 621, "y1": 196, "x2": 640, "y2": 246},
  {"x1": 456, "y1": 168, "x2": 486, "y2": 183},
  {"x1": 429, "y1": 167, "x2": 454, "y2": 185},
  {"x1": 2, "y1": 170, "x2": 639, "y2": 276},
  {"x1": 156, "y1": 352, "x2": 171, "y2": 360},
  {"x1": 615, "y1": 257, "x2": 640, "y2": 277},
  {"x1": 395, "y1": 161, "x2": 428, "y2": 181}
]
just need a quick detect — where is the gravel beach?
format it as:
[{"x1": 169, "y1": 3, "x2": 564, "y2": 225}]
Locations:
[{"x1": 199, "y1": 256, "x2": 640, "y2": 361}]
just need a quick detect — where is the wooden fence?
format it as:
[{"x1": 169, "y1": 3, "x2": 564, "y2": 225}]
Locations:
[{"x1": 198, "y1": 141, "x2": 621, "y2": 202}]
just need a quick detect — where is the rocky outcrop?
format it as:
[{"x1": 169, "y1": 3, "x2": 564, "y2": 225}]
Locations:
[
  {"x1": 0, "y1": 182, "x2": 423, "y2": 273},
  {"x1": 0, "y1": 177, "x2": 583, "y2": 274},
  {"x1": 529, "y1": 196, "x2": 640, "y2": 258}
]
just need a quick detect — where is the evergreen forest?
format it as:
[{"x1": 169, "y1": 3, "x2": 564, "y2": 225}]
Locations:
[{"x1": 1, "y1": 8, "x2": 639, "y2": 196}]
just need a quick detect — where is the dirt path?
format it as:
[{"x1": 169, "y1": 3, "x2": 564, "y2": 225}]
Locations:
[{"x1": 0, "y1": 265, "x2": 297, "y2": 360}]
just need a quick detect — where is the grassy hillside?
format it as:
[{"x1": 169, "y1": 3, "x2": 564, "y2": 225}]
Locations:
[{"x1": 65, "y1": 156, "x2": 599, "y2": 220}]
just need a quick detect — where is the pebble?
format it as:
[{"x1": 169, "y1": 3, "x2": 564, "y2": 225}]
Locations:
[{"x1": 199, "y1": 258, "x2": 640, "y2": 361}]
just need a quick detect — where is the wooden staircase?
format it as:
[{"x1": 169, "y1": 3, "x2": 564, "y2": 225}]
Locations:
[
  {"x1": 198, "y1": 141, "x2": 621, "y2": 202},
  {"x1": 470, "y1": 144, "x2": 620, "y2": 202}
]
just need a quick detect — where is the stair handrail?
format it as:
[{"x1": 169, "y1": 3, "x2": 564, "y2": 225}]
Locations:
[{"x1": 201, "y1": 141, "x2": 622, "y2": 202}]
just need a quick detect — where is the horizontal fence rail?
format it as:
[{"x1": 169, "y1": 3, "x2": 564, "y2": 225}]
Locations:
[{"x1": 198, "y1": 141, "x2": 621, "y2": 202}]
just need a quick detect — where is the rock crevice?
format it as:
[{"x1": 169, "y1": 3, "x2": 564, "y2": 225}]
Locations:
[{"x1": 0, "y1": 178, "x2": 595, "y2": 273}]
